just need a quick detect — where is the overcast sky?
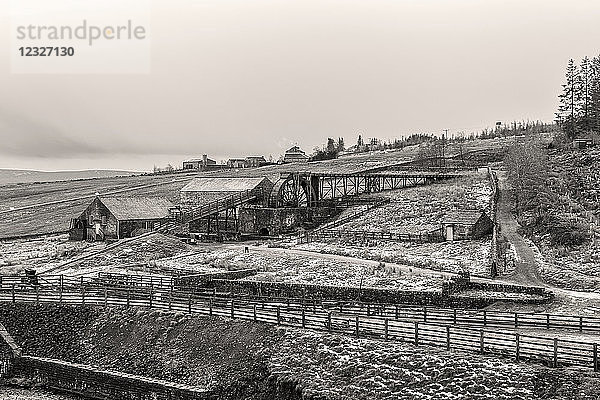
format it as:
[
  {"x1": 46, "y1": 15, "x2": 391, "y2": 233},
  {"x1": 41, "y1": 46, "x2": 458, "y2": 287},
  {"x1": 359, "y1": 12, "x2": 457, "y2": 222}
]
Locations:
[{"x1": 1, "y1": 0, "x2": 599, "y2": 171}]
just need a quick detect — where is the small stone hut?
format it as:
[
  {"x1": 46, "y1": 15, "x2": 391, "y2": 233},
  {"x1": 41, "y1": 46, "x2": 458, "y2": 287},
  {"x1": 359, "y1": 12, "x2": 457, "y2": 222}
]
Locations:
[
  {"x1": 440, "y1": 210, "x2": 493, "y2": 241},
  {"x1": 70, "y1": 196, "x2": 175, "y2": 241}
]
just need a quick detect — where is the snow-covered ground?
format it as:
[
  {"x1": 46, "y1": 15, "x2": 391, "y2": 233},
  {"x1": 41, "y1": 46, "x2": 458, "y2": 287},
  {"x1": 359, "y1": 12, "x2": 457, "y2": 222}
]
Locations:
[
  {"x1": 290, "y1": 239, "x2": 492, "y2": 277},
  {"x1": 335, "y1": 170, "x2": 493, "y2": 235},
  {"x1": 163, "y1": 247, "x2": 446, "y2": 291}
]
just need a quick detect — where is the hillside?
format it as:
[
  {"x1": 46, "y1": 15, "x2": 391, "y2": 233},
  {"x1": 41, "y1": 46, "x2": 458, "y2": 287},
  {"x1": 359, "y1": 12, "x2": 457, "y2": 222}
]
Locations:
[{"x1": 0, "y1": 169, "x2": 137, "y2": 185}]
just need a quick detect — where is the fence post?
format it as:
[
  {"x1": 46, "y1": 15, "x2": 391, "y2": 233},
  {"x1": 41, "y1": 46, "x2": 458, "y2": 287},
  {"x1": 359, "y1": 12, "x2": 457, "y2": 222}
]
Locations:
[
  {"x1": 579, "y1": 316, "x2": 583, "y2": 332},
  {"x1": 515, "y1": 333, "x2": 520, "y2": 361},
  {"x1": 423, "y1": 307, "x2": 427, "y2": 323},
  {"x1": 127, "y1": 289, "x2": 130, "y2": 307},
  {"x1": 546, "y1": 314, "x2": 550, "y2": 329},
  {"x1": 480, "y1": 330, "x2": 484, "y2": 354},
  {"x1": 515, "y1": 313, "x2": 518, "y2": 328},
  {"x1": 81, "y1": 286, "x2": 85, "y2": 305},
  {"x1": 327, "y1": 312, "x2": 332, "y2": 332},
  {"x1": 355, "y1": 316, "x2": 360, "y2": 338},
  {"x1": 188, "y1": 295, "x2": 192, "y2": 314},
  {"x1": 414, "y1": 322, "x2": 419, "y2": 345},
  {"x1": 594, "y1": 344, "x2": 598, "y2": 372},
  {"x1": 11, "y1": 284, "x2": 15, "y2": 304},
  {"x1": 553, "y1": 338, "x2": 558, "y2": 368},
  {"x1": 395, "y1": 305, "x2": 399, "y2": 320},
  {"x1": 209, "y1": 299, "x2": 213, "y2": 316},
  {"x1": 367, "y1": 304, "x2": 370, "y2": 316},
  {"x1": 168, "y1": 291, "x2": 172, "y2": 311},
  {"x1": 384, "y1": 318, "x2": 389, "y2": 340},
  {"x1": 60, "y1": 275, "x2": 63, "y2": 293},
  {"x1": 104, "y1": 287, "x2": 108, "y2": 308},
  {"x1": 277, "y1": 306, "x2": 281, "y2": 325},
  {"x1": 453, "y1": 309, "x2": 457, "y2": 325},
  {"x1": 446, "y1": 326, "x2": 450, "y2": 350},
  {"x1": 483, "y1": 310, "x2": 487, "y2": 326},
  {"x1": 231, "y1": 300, "x2": 235, "y2": 319},
  {"x1": 302, "y1": 308, "x2": 306, "y2": 329},
  {"x1": 253, "y1": 304, "x2": 257, "y2": 321},
  {"x1": 35, "y1": 286, "x2": 39, "y2": 305}
]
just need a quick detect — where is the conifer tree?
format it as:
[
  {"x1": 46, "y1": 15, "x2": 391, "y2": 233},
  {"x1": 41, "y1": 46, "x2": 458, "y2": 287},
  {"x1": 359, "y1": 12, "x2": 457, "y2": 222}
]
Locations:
[{"x1": 557, "y1": 59, "x2": 579, "y2": 139}]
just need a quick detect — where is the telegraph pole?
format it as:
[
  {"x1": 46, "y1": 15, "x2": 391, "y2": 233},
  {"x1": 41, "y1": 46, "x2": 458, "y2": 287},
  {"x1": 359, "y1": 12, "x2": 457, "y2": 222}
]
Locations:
[{"x1": 442, "y1": 129, "x2": 449, "y2": 167}]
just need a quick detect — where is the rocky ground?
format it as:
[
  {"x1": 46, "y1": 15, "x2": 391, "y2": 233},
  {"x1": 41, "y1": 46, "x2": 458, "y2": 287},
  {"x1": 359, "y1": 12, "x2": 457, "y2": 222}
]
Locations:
[{"x1": 0, "y1": 304, "x2": 598, "y2": 400}]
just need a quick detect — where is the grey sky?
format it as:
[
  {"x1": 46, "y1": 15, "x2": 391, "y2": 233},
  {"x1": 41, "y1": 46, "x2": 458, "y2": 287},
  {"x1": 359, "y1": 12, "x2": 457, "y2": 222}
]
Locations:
[{"x1": 1, "y1": 0, "x2": 599, "y2": 171}]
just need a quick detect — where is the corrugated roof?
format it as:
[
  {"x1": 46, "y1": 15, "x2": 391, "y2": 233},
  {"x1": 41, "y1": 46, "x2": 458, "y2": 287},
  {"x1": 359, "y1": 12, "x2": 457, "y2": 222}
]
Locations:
[
  {"x1": 441, "y1": 210, "x2": 485, "y2": 225},
  {"x1": 99, "y1": 197, "x2": 174, "y2": 220},
  {"x1": 180, "y1": 177, "x2": 270, "y2": 192}
]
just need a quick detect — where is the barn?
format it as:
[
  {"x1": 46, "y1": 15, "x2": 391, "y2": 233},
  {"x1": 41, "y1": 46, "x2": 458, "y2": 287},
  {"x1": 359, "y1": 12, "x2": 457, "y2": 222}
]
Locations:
[
  {"x1": 179, "y1": 177, "x2": 273, "y2": 211},
  {"x1": 69, "y1": 196, "x2": 176, "y2": 241},
  {"x1": 440, "y1": 210, "x2": 493, "y2": 241}
]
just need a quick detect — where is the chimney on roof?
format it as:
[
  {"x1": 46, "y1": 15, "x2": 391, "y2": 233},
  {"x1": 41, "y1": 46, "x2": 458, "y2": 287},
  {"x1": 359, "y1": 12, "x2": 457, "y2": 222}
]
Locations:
[{"x1": 202, "y1": 154, "x2": 208, "y2": 167}]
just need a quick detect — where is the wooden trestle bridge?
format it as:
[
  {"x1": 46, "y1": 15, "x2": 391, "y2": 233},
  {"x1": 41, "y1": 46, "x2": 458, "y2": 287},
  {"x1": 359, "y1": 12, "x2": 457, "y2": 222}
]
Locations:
[{"x1": 269, "y1": 171, "x2": 459, "y2": 207}]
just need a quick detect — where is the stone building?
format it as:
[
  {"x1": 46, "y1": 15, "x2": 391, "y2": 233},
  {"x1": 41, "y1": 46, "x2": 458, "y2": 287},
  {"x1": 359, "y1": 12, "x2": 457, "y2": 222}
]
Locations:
[
  {"x1": 227, "y1": 158, "x2": 247, "y2": 169},
  {"x1": 180, "y1": 177, "x2": 273, "y2": 211},
  {"x1": 440, "y1": 210, "x2": 493, "y2": 241},
  {"x1": 245, "y1": 156, "x2": 266, "y2": 168},
  {"x1": 69, "y1": 196, "x2": 175, "y2": 241},
  {"x1": 183, "y1": 155, "x2": 217, "y2": 170},
  {"x1": 283, "y1": 146, "x2": 309, "y2": 163}
]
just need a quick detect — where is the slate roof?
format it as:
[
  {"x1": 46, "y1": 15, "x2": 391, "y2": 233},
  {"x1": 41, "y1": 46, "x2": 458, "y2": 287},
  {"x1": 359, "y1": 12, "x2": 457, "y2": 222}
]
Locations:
[
  {"x1": 180, "y1": 177, "x2": 271, "y2": 192},
  {"x1": 99, "y1": 197, "x2": 174, "y2": 220},
  {"x1": 441, "y1": 210, "x2": 486, "y2": 226}
]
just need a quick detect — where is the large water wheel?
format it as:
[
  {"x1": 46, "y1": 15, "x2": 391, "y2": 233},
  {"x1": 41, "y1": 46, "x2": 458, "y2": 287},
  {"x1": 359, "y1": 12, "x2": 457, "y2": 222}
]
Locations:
[{"x1": 269, "y1": 173, "x2": 316, "y2": 207}]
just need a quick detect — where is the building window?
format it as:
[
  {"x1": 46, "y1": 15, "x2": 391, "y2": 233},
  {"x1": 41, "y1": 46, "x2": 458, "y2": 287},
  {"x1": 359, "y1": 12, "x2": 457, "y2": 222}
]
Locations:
[
  {"x1": 88, "y1": 215, "x2": 93, "y2": 225},
  {"x1": 101, "y1": 216, "x2": 107, "y2": 225}
]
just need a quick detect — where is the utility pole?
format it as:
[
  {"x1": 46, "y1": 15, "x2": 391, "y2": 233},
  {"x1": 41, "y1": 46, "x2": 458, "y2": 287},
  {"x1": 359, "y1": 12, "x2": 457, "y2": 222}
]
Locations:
[{"x1": 442, "y1": 129, "x2": 449, "y2": 167}]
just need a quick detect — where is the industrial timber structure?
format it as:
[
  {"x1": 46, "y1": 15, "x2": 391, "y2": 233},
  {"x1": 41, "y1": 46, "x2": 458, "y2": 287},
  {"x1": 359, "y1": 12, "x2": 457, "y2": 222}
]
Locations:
[
  {"x1": 179, "y1": 171, "x2": 457, "y2": 239},
  {"x1": 67, "y1": 168, "x2": 458, "y2": 241}
]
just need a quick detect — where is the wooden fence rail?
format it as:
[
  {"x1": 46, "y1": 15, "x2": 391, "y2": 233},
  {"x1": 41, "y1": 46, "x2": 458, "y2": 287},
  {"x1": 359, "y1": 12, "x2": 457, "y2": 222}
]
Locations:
[
  {"x1": 0, "y1": 275, "x2": 598, "y2": 334},
  {"x1": 0, "y1": 287, "x2": 598, "y2": 371}
]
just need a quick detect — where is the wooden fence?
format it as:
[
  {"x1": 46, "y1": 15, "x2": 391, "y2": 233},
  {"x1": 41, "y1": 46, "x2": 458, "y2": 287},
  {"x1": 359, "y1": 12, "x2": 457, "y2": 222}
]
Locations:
[
  {"x1": 305, "y1": 228, "x2": 445, "y2": 243},
  {"x1": 0, "y1": 286, "x2": 598, "y2": 371}
]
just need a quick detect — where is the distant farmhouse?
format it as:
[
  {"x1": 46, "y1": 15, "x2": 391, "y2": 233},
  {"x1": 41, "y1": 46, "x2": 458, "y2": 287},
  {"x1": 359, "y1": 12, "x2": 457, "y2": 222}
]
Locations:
[
  {"x1": 245, "y1": 156, "x2": 267, "y2": 168},
  {"x1": 183, "y1": 155, "x2": 217, "y2": 171},
  {"x1": 283, "y1": 146, "x2": 309, "y2": 163},
  {"x1": 69, "y1": 196, "x2": 176, "y2": 241},
  {"x1": 227, "y1": 158, "x2": 246, "y2": 169}
]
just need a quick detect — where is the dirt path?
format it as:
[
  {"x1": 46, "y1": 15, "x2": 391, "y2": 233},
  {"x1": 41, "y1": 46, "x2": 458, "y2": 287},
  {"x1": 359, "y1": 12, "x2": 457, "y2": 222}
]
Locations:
[{"x1": 495, "y1": 172, "x2": 545, "y2": 286}]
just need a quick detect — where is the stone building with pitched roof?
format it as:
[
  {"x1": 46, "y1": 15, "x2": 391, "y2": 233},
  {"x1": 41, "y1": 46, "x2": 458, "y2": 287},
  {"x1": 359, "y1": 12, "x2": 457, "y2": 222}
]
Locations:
[{"x1": 69, "y1": 196, "x2": 176, "y2": 241}]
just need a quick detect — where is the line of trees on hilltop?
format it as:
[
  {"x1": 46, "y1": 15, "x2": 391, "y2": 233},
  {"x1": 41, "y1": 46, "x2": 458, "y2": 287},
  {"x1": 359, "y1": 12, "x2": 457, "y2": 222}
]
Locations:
[{"x1": 557, "y1": 56, "x2": 600, "y2": 139}]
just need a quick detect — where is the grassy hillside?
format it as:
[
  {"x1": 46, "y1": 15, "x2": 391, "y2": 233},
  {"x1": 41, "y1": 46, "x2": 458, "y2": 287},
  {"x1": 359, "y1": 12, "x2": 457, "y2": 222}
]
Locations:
[
  {"x1": 0, "y1": 304, "x2": 597, "y2": 400},
  {"x1": 0, "y1": 169, "x2": 137, "y2": 185}
]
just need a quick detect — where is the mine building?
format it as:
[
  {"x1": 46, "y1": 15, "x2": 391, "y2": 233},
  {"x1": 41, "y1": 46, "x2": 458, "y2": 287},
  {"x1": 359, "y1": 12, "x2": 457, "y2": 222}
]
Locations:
[
  {"x1": 183, "y1": 155, "x2": 217, "y2": 170},
  {"x1": 69, "y1": 196, "x2": 176, "y2": 241},
  {"x1": 180, "y1": 177, "x2": 274, "y2": 210},
  {"x1": 283, "y1": 146, "x2": 309, "y2": 163},
  {"x1": 440, "y1": 210, "x2": 493, "y2": 241}
]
